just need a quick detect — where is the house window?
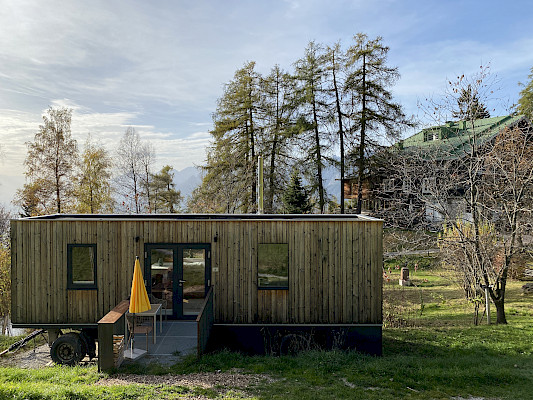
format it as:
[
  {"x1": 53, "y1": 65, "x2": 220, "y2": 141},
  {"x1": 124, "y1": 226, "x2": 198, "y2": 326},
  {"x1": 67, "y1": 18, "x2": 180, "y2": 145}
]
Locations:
[
  {"x1": 402, "y1": 179, "x2": 412, "y2": 193},
  {"x1": 382, "y1": 179, "x2": 395, "y2": 192},
  {"x1": 67, "y1": 244, "x2": 97, "y2": 289},
  {"x1": 422, "y1": 177, "x2": 437, "y2": 195},
  {"x1": 424, "y1": 131, "x2": 439, "y2": 142},
  {"x1": 258, "y1": 243, "x2": 288, "y2": 289}
]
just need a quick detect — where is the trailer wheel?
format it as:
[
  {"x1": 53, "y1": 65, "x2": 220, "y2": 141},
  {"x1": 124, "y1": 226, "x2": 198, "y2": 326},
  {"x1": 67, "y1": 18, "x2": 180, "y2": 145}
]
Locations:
[{"x1": 50, "y1": 333, "x2": 85, "y2": 365}]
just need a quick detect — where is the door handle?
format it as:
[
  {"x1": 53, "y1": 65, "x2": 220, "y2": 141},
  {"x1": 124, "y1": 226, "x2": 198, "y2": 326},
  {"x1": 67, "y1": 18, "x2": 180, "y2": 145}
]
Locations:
[{"x1": 178, "y1": 279, "x2": 186, "y2": 285}]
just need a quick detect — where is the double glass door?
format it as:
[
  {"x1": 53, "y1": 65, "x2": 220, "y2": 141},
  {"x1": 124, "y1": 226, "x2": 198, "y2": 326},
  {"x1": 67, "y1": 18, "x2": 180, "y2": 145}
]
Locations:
[{"x1": 145, "y1": 244, "x2": 211, "y2": 319}]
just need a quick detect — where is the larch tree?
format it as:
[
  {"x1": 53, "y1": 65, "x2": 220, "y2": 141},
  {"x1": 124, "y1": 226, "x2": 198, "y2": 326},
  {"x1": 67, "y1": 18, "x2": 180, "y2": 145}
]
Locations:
[
  {"x1": 16, "y1": 107, "x2": 78, "y2": 214},
  {"x1": 345, "y1": 33, "x2": 411, "y2": 214},
  {"x1": 259, "y1": 65, "x2": 298, "y2": 213},
  {"x1": 325, "y1": 42, "x2": 349, "y2": 213},
  {"x1": 294, "y1": 41, "x2": 330, "y2": 213},
  {"x1": 76, "y1": 135, "x2": 114, "y2": 213},
  {"x1": 198, "y1": 61, "x2": 262, "y2": 213}
]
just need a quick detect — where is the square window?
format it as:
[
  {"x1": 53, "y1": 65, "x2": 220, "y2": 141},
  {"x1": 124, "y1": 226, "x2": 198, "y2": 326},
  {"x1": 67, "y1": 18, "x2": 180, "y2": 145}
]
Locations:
[
  {"x1": 67, "y1": 244, "x2": 97, "y2": 289},
  {"x1": 258, "y1": 243, "x2": 288, "y2": 289}
]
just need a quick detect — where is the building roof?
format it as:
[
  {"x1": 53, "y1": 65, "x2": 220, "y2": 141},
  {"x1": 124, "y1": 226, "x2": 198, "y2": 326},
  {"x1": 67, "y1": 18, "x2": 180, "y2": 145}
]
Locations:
[
  {"x1": 400, "y1": 115, "x2": 527, "y2": 157},
  {"x1": 16, "y1": 213, "x2": 382, "y2": 222}
]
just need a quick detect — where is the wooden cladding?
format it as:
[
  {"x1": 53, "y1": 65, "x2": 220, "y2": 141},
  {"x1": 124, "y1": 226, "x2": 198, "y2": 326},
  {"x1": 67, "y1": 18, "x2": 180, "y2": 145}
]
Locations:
[{"x1": 11, "y1": 217, "x2": 382, "y2": 326}]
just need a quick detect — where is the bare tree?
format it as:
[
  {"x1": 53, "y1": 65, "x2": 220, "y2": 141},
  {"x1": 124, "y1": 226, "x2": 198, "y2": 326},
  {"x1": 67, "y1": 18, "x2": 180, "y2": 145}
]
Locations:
[
  {"x1": 139, "y1": 142, "x2": 156, "y2": 213},
  {"x1": 115, "y1": 127, "x2": 144, "y2": 213},
  {"x1": 382, "y1": 68, "x2": 532, "y2": 324}
]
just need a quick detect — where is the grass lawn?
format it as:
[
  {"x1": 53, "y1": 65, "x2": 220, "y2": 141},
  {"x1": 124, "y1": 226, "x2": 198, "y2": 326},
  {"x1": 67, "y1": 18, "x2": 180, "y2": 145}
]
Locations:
[{"x1": 0, "y1": 262, "x2": 532, "y2": 399}]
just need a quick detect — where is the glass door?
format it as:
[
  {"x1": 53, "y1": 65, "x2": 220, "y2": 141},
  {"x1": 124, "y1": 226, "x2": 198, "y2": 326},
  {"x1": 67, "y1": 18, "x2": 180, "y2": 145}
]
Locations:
[
  {"x1": 146, "y1": 245, "x2": 176, "y2": 318},
  {"x1": 180, "y1": 247, "x2": 209, "y2": 317},
  {"x1": 145, "y1": 244, "x2": 211, "y2": 319}
]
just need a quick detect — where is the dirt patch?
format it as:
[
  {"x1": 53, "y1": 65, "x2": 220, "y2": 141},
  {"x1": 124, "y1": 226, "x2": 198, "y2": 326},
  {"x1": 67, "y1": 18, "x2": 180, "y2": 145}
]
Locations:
[
  {"x1": 97, "y1": 371, "x2": 273, "y2": 389},
  {"x1": 0, "y1": 344, "x2": 96, "y2": 369},
  {"x1": 97, "y1": 371, "x2": 274, "y2": 398},
  {"x1": 0, "y1": 343, "x2": 51, "y2": 368}
]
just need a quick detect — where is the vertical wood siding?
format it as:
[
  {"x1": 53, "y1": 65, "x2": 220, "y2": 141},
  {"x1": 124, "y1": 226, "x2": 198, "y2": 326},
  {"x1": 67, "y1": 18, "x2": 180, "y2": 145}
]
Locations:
[{"x1": 11, "y1": 218, "x2": 382, "y2": 325}]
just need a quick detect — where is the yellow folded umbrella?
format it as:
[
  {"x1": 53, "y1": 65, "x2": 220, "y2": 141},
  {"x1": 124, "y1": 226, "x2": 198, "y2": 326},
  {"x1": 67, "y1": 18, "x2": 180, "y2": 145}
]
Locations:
[{"x1": 129, "y1": 256, "x2": 151, "y2": 314}]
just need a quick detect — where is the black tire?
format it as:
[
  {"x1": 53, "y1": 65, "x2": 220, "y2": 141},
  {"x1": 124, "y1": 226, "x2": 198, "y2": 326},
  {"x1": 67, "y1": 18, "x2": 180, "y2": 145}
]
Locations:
[{"x1": 50, "y1": 333, "x2": 85, "y2": 366}]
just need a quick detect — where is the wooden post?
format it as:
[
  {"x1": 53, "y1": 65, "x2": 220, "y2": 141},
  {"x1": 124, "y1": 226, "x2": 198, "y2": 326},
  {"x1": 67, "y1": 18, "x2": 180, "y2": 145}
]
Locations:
[
  {"x1": 257, "y1": 155, "x2": 264, "y2": 214},
  {"x1": 97, "y1": 300, "x2": 129, "y2": 372}
]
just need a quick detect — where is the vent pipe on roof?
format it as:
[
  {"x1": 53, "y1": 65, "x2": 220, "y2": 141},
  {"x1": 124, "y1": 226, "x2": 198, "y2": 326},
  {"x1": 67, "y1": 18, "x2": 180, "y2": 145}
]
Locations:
[{"x1": 257, "y1": 155, "x2": 264, "y2": 214}]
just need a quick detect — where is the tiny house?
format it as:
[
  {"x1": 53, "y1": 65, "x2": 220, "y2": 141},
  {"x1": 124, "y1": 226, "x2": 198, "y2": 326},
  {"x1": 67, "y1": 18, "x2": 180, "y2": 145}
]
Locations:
[{"x1": 11, "y1": 214, "x2": 383, "y2": 362}]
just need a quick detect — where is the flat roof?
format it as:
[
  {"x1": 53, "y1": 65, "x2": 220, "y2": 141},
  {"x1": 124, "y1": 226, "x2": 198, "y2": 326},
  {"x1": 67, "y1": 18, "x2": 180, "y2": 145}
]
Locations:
[{"x1": 16, "y1": 213, "x2": 382, "y2": 222}]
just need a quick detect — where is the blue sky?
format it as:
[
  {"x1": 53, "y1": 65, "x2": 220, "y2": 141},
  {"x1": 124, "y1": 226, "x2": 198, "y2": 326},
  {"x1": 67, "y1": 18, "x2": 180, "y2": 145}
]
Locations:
[{"x1": 1, "y1": 0, "x2": 532, "y2": 206}]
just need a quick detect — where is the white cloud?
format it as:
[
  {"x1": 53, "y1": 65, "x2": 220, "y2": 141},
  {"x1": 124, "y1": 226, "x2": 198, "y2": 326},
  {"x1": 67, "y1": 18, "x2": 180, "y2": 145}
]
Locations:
[{"x1": 0, "y1": 101, "x2": 210, "y2": 205}]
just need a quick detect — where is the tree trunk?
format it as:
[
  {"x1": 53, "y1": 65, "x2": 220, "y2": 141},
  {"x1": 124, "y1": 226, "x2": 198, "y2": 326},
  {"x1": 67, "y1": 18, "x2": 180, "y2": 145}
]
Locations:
[
  {"x1": 331, "y1": 52, "x2": 345, "y2": 214},
  {"x1": 312, "y1": 96, "x2": 325, "y2": 213},
  {"x1": 268, "y1": 135, "x2": 278, "y2": 213},
  {"x1": 249, "y1": 104, "x2": 256, "y2": 213},
  {"x1": 356, "y1": 53, "x2": 367, "y2": 215},
  {"x1": 494, "y1": 298, "x2": 507, "y2": 324}
]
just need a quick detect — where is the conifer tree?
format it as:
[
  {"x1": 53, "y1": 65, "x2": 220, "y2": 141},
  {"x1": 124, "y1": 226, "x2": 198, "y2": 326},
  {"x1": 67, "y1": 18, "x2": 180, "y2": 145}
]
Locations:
[
  {"x1": 197, "y1": 62, "x2": 262, "y2": 213},
  {"x1": 325, "y1": 42, "x2": 348, "y2": 213},
  {"x1": 259, "y1": 65, "x2": 297, "y2": 213},
  {"x1": 345, "y1": 33, "x2": 411, "y2": 214},
  {"x1": 16, "y1": 107, "x2": 78, "y2": 214},
  {"x1": 282, "y1": 172, "x2": 312, "y2": 214},
  {"x1": 294, "y1": 42, "x2": 330, "y2": 213},
  {"x1": 452, "y1": 84, "x2": 491, "y2": 120},
  {"x1": 150, "y1": 165, "x2": 182, "y2": 213}
]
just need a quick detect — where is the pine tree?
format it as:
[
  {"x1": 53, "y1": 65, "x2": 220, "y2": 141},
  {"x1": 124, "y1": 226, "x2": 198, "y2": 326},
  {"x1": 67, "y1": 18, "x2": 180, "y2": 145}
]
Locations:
[
  {"x1": 282, "y1": 172, "x2": 312, "y2": 214},
  {"x1": 150, "y1": 165, "x2": 182, "y2": 213},
  {"x1": 452, "y1": 84, "x2": 491, "y2": 120}
]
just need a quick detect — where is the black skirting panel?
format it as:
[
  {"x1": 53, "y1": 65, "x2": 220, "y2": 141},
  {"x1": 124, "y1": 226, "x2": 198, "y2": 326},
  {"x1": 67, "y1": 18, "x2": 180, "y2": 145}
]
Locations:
[{"x1": 207, "y1": 324, "x2": 382, "y2": 356}]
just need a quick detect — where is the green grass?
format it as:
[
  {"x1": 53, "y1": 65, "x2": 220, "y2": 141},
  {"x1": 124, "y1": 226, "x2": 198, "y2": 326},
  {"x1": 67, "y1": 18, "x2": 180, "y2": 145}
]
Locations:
[
  {"x1": 119, "y1": 269, "x2": 533, "y2": 399},
  {"x1": 0, "y1": 365, "x2": 243, "y2": 399},
  {"x1": 0, "y1": 334, "x2": 26, "y2": 352},
  {"x1": 1, "y1": 268, "x2": 532, "y2": 399}
]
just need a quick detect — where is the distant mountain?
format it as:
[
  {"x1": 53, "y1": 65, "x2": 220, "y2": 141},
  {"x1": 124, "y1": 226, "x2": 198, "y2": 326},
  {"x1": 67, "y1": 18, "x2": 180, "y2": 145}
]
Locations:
[
  {"x1": 321, "y1": 164, "x2": 341, "y2": 201},
  {"x1": 173, "y1": 166, "x2": 202, "y2": 201},
  {"x1": 171, "y1": 164, "x2": 342, "y2": 209}
]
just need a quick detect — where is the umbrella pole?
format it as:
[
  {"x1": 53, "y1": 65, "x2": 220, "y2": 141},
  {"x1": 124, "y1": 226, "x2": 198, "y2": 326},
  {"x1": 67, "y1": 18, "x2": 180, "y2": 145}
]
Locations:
[{"x1": 130, "y1": 313, "x2": 135, "y2": 355}]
